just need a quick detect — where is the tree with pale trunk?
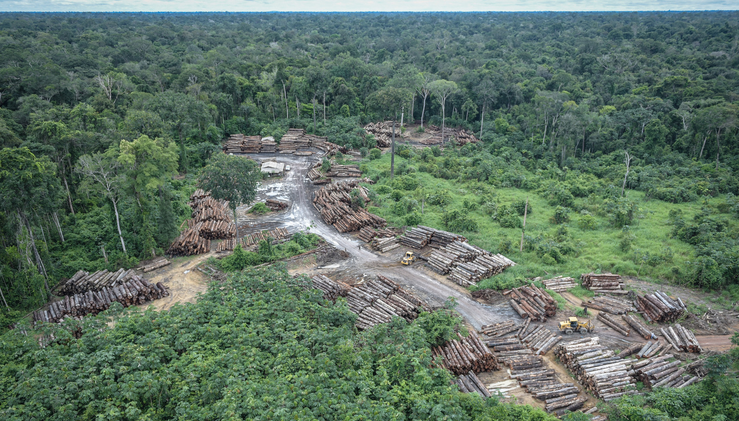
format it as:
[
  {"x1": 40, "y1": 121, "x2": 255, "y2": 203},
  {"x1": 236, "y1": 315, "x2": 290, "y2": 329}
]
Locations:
[
  {"x1": 76, "y1": 151, "x2": 128, "y2": 254},
  {"x1": 476, "y1": 78, "x2": 498, "y2": 139},
  {"x1": 418, "y1": 73, "x2": 436, "y2": 129},
  {"x1": 428, "y1": 80, "x2": 458, "y2": 146},
  {"x1": 367, "y1": 87, "x2": 413, "y2": 178}
]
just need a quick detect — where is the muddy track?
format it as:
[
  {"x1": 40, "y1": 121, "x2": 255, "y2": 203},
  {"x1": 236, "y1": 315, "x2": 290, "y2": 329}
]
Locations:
[{"x1": 238, "y1": 153, "x2": 515, "y2": 330}]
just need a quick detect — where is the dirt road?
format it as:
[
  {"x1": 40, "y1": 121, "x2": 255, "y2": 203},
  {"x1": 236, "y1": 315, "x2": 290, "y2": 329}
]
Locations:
[{"x1": 238, "y1": 153, "x2": 515, "y2": 330}]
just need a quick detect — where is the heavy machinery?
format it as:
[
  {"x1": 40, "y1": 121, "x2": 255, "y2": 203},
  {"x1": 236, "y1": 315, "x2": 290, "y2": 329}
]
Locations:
[
  {"x1": 559, "y1": 317, "x2": 594, "y2": 334},
  {"x1": 401, "y1": 251, "x2": 416, "y2": 265}
]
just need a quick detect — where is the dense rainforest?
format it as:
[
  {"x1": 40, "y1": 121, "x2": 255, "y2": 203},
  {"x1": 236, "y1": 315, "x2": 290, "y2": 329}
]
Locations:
[{"x1": 1, "y1": 12, "x2": 739, "y2": 418}]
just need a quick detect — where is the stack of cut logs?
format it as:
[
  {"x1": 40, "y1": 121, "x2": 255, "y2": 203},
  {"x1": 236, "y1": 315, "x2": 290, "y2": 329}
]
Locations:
[
  {"x1": 168, "y1": 225, "x2": 211, "y2": 256},
  {"x1": 169, "y1": 190, "x2": 235, "y2": 256},
  {"x1": 363, "y1": 121, "x2": 410, "y2": 148},
  {"x1": 660, "y1": 324, "x2": 703, "y2": 353},
  {"x1": 33, "y1": 277, "x2": 169, "y2": 324},
  {"x1": 313, "y1": 181, "x2": 386, "y2": 233},
  {"x1": 433, "y1": 332, "x2": 499, "y2": 375},
  {"x1": 554, "y1": 337, "x2": 638, "y2": 401},
  {"x1": 633, "y1": 340, "x2": 672, "y2": 359},
  {"x1": 199, "y1": 220, "x2": 236, "y2": 240},
  {"x1": 326, "y1": 164, "x2": 361, "y2": 178},
  {"x1": 371, "y1": 236, "x2": 400, "y2": 253},
  {"x1": 400, "y1": 225, "x2": 467, "y2": 249},
  {"x1": 505, "y1": 284, "x2": 557, "y2": 321},
  {"x1": 622, "y1": 314, "x2": 657, "y2": 339},
  {"x1": 307, "y1": 167, "x2": 324, "y2": 182},
  {"x1": 222, "y1": 134, "x2": 264, "y2": 154},
  {"x1": 358, "y1": 226, "x2": 396, "y2": 242},
  {"x1": 54, "y1": 268, "x2": 140, "y2": 295},
  {"x1": 340, "y1": 275, "x2": 428, "y2": 329},
  {"x1": 636, "y1": 291, "x2": 686, "y2": 323},
  {"x1": 456, "y1": 371, "x2": 491, "y2": 398},
  {"x1": 265, "y1": 199, "x2": 288, "y2": 211},
  {"x1": 581, "y1": 273, "x2": 626, "y2": 294},
  {"x1": 597, "y1": 312, "x2": 631, "y2": 337},
  {"x1": 520, "y1": 325, "x2": 562, "y2": 355},
  {"x1": 419, "y1": 126, "x2": 480, "y2": 146},
  {"x1": 278, "y1": 128, "x2": 312, "y2": 153},
  {"x1": 448, "y1": 253, "x2": 517, "y2": 287},
  {"x1": 633, "y1": 352, "x2": 701, "y2": 389},
  {"x1": 581, "y1": 295, "x2": 636, "y2": 314},
  {"x1": 242, "y1": 228, "x2": 290, "y2": 247},
  {"x1": 519, "y1": 372, "x2": 584, "y2": 415},
  {"x1": 427, "y1": 241, "x2": 486, "y2": 274},
  {"x1": 541, "y1": 276, "x2": 577, "y2": 292},
  {"x1": 140, "y1": 258, "x2": 171, "y2": 273},
  {"x1": 311, "y1": 274, "x2": 352, "y2": 301},
  {"x1": 224, "y1": 131, "x2": 339, "y2": 155}
]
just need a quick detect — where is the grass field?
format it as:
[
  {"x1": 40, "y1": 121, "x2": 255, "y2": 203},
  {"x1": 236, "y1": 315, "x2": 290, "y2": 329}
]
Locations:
[{"x1": 362, "y1": 152, "x2": 732, "y2": 291}]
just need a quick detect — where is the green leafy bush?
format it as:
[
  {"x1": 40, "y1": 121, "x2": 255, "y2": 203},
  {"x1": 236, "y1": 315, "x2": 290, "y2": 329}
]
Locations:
[
  {"x1": 550, "y1": 206, "x2": 571, "y2": 224},
  {"x1": 369, "y1": 148, "x2": 382, "y2": 160},
  {"x1": 512, "y1": 199, "x2": 532, "y2": 216},
  {"x1": 249, "y1": 202, "x2": 270, "y2": 214}
]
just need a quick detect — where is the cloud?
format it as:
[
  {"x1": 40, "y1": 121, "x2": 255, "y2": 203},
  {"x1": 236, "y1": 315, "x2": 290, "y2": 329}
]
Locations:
[{"x1": 0, "y1": 0, "x2": 737, "y2": 11}]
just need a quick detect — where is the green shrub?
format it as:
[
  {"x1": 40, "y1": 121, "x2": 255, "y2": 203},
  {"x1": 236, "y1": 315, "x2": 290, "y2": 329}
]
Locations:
[
  {"x1": 375, "y1": 185, "x2": 392, "y2": 195},
  {"x1": 249, "y1": 202, "x2": 270, "y2": 214},
  {"x1": 541, "y1": 254, "x2": 557, "y2": 265},
  {"x1": 321, "y1": 157, "x2": 331, "y2": 172},
  {"x1": 369, "y1": 148, "x2": 382, "y2": 160},
  {"x1": 578, "y1": 214, "x2": 597, "y2": 230},
  {"x1": 428, "y1": 189, "x2": 452, "y2": 206},
  {"x1": 391, "y1": 175, "x2": 419, "y2": 191},
  {"x1": 604, "y1": 197, "x2": 637, "y2": 228},
  {"x1": 550, "y1": 206, "x2": 571, "y2": 224},
  {"x1": 390, "y1": 189, "x2": 404, "y2": 201},
  {"x1": 443, "y1": 209, "x2": 479, "y2": 232},
  {"x1": 499, "y1": 213, "x2": 522, "y2": 228},
  {"x1": 512, "y1": 199, "x2": 532, "y2": 216},
  {"x1": 405, "y1": 212, "x2": 422, "y2": 226}
]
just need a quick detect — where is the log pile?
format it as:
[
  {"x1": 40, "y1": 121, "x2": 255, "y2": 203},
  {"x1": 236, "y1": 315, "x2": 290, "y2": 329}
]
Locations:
[
  {"x1": 265, "y1": 199, "x2": 288, "y2": 211},
  {"x1": 448, "y1": 253, "x2": 517, "y2": 287},
  {"x1": 520, "y1": 326, "x2": 562, "y2": 355},
  {"x1": 633, "y1": 340, "x2": 673, "y2": 359},
  {"x1": 554, "y1": 337, "x2": 639, "y2": 401},
  {"x1": 635, "y1": 291, "x2": 686, "y2": 323},
  {"x1": 216, "y1": 238, "x2": 237, "y2": 253},
  {"x1": 326, "y1": 164, "x2": 361, "y2": 178},
  {"x1": 199, "y1": 220, "x2": 236, "y2": 240},
  {"x1": 426, "y1": 241, "x2": 486, "y2": 275},
  {"x1": 371, "y1": 236, "x2": 400, "y2": 253},
  {"x1": 141, "y1": 258, "x2": 171, "y2": 273},
  {"x1": 363, "y1": 121, "x2": 410, "y2": 148},
  {"x1": 597, "y1": 312, "x2": 631, "y2": 337},
  {"x1": 313, "y1": 181, "x2": 386, "y2": 233},
  {"x1": 660, "y1": 324, "x2": 703, "y2": 353},
  {"x1": 481, "y1": 320, "x2": 524, "y2": 338},
  {"x1": 33, "y1": 277, "x2": 169, "y2": 324},
  {"x1": 358, "y1": 226, "x2": 396, "y2": 243},
  {"x1": 419, "y1": 126, "x2": 480, "y2": 146},
  {"x1": 311, "y1": 274, "x2": 352, "y2": 301},
  {"x1": 633, "y1": 353, "x2": 701, "y2": 389},
  {"x1": 307, "y1": 167, "x2": 324, "y2": 182},
  {"x1": 224, "y1": 131, "x2": 335, "y2": 155},
  {"x1": 510, "y1": 359, "x2": 585, "y2": 415},
  {"x1": 342, "y1": 275, "x2": 428, "y2": 330},
  {"x1": 456, "y1": 371, "x2": 491, "y2": 398},
  {"x1": 241, "y1": 228, "x2": 290, "y2": 247},
  {"x1": 622, "y1": 314, "x2": 657, "y2": 339},
  {"x1": 190, "y1": 196, "x2": 232, "y2": 225},
  {"x1": 167, "y1": 225, "x2": 211, "y2": 256},
  {"x1": 581, "y1": 295, "x2": 636, "y2": 315},
  {"x1": 541, "y1": 276, "x2": 578, "y2": 292},
  {"x1": 222, "y1": 134, "x2": 264, "y2": 154},
  {"x1": 278, "y1": 128, "x2": 311, "y2": 152},
  {"x1": 54, "y1": 268, "x2": 140, "y2": 295},
  {"x1": 581, "y1": 273, "x2": 626, "y2": 294},
  {"x1": 400, "y1": 225, "x2": 467, "y2": 249},
  {"x1": 433, "y1": 332, "x2": 499, "y2": 375},
  {"x1": 505, "y1": 284, "x2": 557, "y2": 321}
]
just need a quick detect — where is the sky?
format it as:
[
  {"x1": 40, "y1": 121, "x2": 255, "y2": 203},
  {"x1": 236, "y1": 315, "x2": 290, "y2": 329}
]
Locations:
[{"x1": 0, "y1": 0, "x2": 737, "y2": 12}]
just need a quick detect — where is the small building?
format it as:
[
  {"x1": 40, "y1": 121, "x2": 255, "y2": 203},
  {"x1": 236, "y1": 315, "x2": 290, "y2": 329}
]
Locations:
[{"x1": 261, "y1": 161, "x2": 285, "y2": 175}]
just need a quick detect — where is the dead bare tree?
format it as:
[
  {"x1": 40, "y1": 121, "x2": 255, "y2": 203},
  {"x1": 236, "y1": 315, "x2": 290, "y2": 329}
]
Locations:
[{"x1": 622, "y1": 151, "x2": 632, "y2": 197}]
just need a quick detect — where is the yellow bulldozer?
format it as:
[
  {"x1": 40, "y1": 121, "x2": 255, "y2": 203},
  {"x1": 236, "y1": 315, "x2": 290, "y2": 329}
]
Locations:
[
  {"x1": 559, "y1": 317, "x2": 594, "y2": 335},
  {"x1": 401, "y1": 251, "x2": 416, "y2": 265}
]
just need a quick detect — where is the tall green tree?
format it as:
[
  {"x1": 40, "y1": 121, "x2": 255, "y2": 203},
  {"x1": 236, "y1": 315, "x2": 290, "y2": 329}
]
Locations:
[
  {"x1": 367, "y1": 87, "x2": 413, "y2": 178},
  {"x1": 198, "y1": 153, "x2": 260, "y2": 239}
]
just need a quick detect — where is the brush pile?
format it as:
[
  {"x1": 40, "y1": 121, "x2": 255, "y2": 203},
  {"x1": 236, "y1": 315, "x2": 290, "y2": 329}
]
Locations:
[
  {"x1": 313, "y1": 180, "x2": 386, "y2": 233},
  {"x1": 400, "y1": 225, "x2": 467, "y2": 249},
  {"x1": 311, "y1": 274, "x2": 352, "y2": 301},
  {"x1": 660, "y1": 324, "x2": 703, "y2": 353},
  {"x1": 433, "y1": 332, "x2": 499, "y2": 375},
  {"x1": 343, "y1": 275, "x2": 428, "y2": 330},
  {"x1": 633, "y1": 352, "x2": 701, "y2": 389},
  {"x1": 581, "y1": 295, "x2": 636, "y2": 315},
  {"x1": 33, "y1": 277, "x2": 169, "y2": 324},
  {"x1": 505, "y1": 284, "x2": 557, "y2": 321},
  {"x1": 54, "y1": 268, "x2": 140, "y2": 295},
  {"x1": 581, "y1": 273, "x2": 626, "y2": 294},
  {"x1": 363, "y1": 121, "x2": 410, "y2": 147},
  {"x1": 554, "y1": 337, "x2": 639, "y2": 401},
  {"x1": 635, "y1": 291, "x2": 686, "y2": 323},
  {"x1": 265, "y1": 199, "x2": 288, "y2": 211},
  {"x1": 541, "y1": 276, "x2": 578, "y2": 292},
  {"x1": 622, "y1": 314, "x2": 657, "y2": 339},
  {"x1": 456, "y1": 371, "x2": 491, "y2": 398}
]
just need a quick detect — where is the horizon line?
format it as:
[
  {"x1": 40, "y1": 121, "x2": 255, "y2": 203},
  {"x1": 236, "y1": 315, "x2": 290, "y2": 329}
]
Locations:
[{"x1": 1, "y1": 10, "x2": 739, "y2": 13}]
